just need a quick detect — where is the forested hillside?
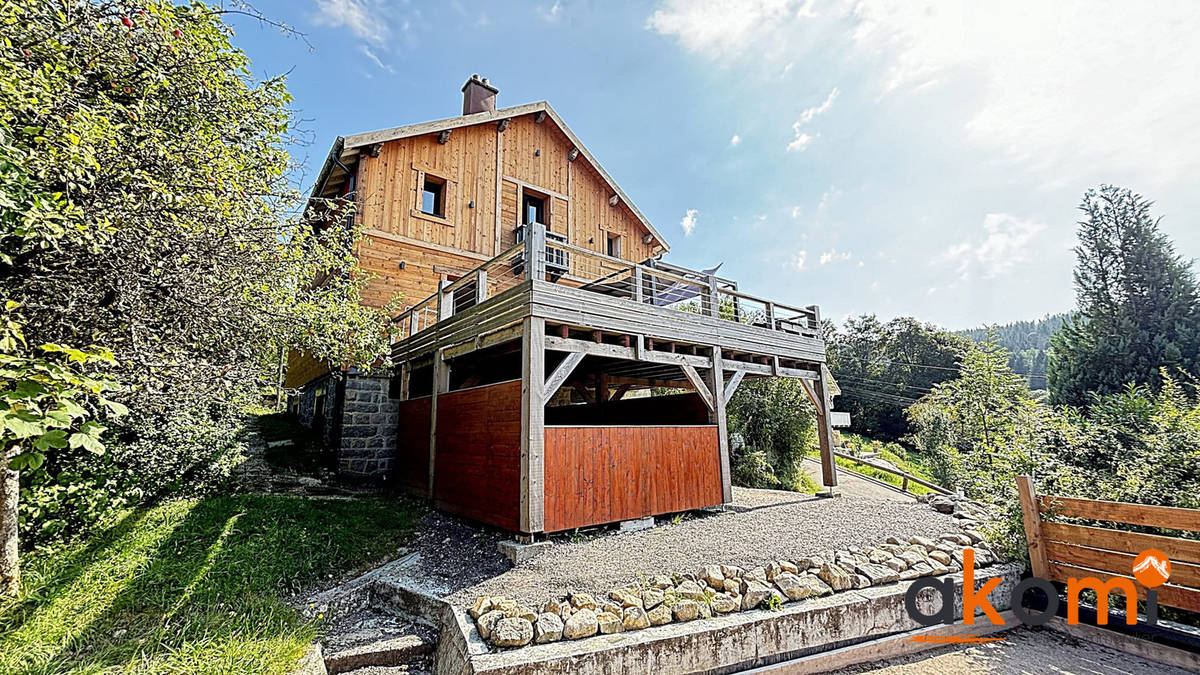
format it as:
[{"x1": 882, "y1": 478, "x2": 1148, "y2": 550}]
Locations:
[{"x1": 955, "y1": 314, "x2": 1067, "y2": 389}]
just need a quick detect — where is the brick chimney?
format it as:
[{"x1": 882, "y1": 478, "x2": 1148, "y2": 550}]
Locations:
[{"x1": 462, "y1": 74, "x2": 498, "y2": 115}]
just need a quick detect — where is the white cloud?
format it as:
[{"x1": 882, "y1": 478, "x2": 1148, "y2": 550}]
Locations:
[
  {"x1": 820, "y1": 249, "x2": 852, "y2": 265},
  {"x1": 790, "y1": 250, "x2": 808, "y2": 270},
  {"x1": 314, "y1": 0, "x2": 388, "y2": 43},
  {"x1": 787, "y1": 127, "x2": 813, "y2": 152},
  {"x1": 646, "y1": 0, "x2": 811, "y2": 57},
  {"x1": 539, "y1": 1, "x2": 563, "y2": 22},
  {"x1": 790, "y1": 205, "x2": 802, "y2": 219},
  {"x1": 358, "y1": 45, "x2": 394, "y2": 73},
  {"x1": 817, "y1": 186, "x2": 841, "y2": 213},
  {"x1": 729, "y1": 134, "x2": 742, "y2": 147},
  {"x1": 799, "y1": 87, "x2": 839, "y2": 124},
  {"x1": 680, "y1": 208, "x2": 699, "y2": 235},
  {"x1": 939, "y1": 213, "x2": 1046, "y2": 279},
  {"x1": 850, "y1": 1, "x2": 1200, "y2": 185}
]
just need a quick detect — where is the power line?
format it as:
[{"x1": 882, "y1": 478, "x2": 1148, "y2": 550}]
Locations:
[{"x1": 831, "y1": 350, "x2": 1049, "y2": 380}]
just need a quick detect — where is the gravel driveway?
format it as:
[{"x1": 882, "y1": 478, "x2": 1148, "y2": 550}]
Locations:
[{"x1": 429, "y1": 487, "x2": 959, "y2": 607}]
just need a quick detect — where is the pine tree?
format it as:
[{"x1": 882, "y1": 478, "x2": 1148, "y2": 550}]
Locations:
[{"x1": 1049, "y1": 186, "x2": 1200, "y2": 407}]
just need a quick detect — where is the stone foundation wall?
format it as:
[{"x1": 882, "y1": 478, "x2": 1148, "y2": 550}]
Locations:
[{"x1": 338, "y1": 373, "x2": 399, "y2": 484}]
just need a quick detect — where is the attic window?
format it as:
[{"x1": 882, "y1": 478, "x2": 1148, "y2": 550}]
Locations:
[
  {"x1": 606, "y1": 233, "x2": 622, "y2": 258},
  {"x1": 421, "y1": 175, "x2": 446, "y2": 217}
]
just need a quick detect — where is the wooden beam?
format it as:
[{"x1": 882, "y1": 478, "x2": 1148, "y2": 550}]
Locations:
[
  {"x1": 571, "y1": 381, "x2": 596, "y2": 405},
  {"x1": 441, "y1": 322, "x2": 524, "y2": 361},
  {"x1": 708, "y1": 347, "x2": 732, "y2": 504},
  {"x1": 398, "y1": 361, "x2": 411, "y2": 401},
  {"x1": 428, "y1": 350, "x2": 450, "y2": 500},
  {"x1": 544, "y1": 352, "x2": 585, "y2": 398},
  {"x1": 610, "y1": 384, "x2": 632, "y2": 401},
  {"x1": 799, "y1": 379, "x2": 823, "y2": 416},
  {"x1": 813, "y1": 364, "x2": 838, "y2": 489},
  {"x1": 723, "y1": 369, "x2": 745, "y2": 405},
  {"x1": 520, "y1": 317, "x2": 546, "y2": 534},
  {"x1": 544, "y1": 335, "x2": 711, "y2": 368},
  {"x1": 681, "y1": 364, "x2": 715, "y2": 412},
  {"x1": 1019, "y1": 475, "x2": 1050, "y2": 580}
]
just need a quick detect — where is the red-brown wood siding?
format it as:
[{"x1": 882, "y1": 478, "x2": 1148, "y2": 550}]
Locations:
[
  {"x1": 395, "y1": 396, "x2": 431, "y2": 497},
  {"x1": 432, "y1": 380, "x2": 522, "y2": 531},
  {"x1": 543, "y1": 425, "x2": 721, "y2": 532}
]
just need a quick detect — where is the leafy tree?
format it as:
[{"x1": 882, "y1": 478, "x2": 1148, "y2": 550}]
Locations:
[
  {"x1": 956, "y1": 314, "x2": 1067, "y2": 390},
  {"x1": 828, "y1": 315, "x2": 971, "y2": 441},
  {"x1": 727, "y1": 378, "x2": 816, "y2": 491},
  {"x1": 1049, "y1": 186, "x2": 1200, "y2": 406},
  {"x1": 0, "y1": 1, "x2": 393, "y2": 592}
]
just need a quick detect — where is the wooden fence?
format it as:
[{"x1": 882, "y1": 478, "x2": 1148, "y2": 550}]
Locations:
[
  {"x1": 1017, "y1": 475, "x2": 1200, "y2": 614},
  {"x1": 831, "y1": 449, "x2": 952, "y2": 496}
]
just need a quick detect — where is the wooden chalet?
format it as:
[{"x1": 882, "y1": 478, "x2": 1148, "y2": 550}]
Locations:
[{"x1": 287, "y1": 76, "x2": 841, "y2": 536}]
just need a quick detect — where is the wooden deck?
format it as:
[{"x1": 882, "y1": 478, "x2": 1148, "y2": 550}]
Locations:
[{"x1": 387, "y1": 222, "x2": 841, "y2": 535}]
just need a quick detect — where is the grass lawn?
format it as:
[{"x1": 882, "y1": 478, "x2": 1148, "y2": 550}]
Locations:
[
  {"x1": 0, "y1": 494, "x2": 424, "y2": 674},
  {"x1": 819, "y1": 433, "x2": 942, "y2": 495}
]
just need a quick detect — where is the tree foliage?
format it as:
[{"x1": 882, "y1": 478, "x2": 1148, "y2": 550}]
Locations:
[
  {"x1": 727, "y1": 378, "x2": 816, "y2": 491},
  {"x1": 0, "y1": 0, "x2": 393, "y2": 555},
  {"x1": 1049, "y1": 186, "x2": 1200, "y2": 407},
  {"x1": 827, "y1": 315, "x2": 972, "y2": 441},
  {"x1": 955, "y1": 314, "x2": 1066, "y2": 390}
]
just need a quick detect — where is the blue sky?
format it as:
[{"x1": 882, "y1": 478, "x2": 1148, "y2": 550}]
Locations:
[{"x1": 233, "y1": 1, "x2": 1200, "y2": 329}]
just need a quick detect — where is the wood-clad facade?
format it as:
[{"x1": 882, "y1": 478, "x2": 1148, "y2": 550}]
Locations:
[{"x1": 288, "y1": 78, "x2": 842, "y2": 535}]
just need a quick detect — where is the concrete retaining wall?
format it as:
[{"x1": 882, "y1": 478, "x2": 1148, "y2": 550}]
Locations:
[{"x1": 438, "y1": 564, "x2": 1021, "y2": 675}]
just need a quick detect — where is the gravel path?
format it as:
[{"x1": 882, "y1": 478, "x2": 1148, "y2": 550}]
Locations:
[
  {"x1": 846, "y1": 626, "x2": 1194, "y2": 674},
  {"x1": 801, "y1": 458, "x2": 916, "y2": 502},
  {"x1": 439, "y1": 487, "x2": 960, "y2": 607}
]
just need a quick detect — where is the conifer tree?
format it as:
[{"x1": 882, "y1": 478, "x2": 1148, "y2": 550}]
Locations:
[{"x1": 1049, "y1": 186, "x2": 1200, "y2": 406}]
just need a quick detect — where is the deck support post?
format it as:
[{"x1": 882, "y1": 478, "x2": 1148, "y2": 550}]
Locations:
[
  {"x1": 520, "y1": 316, "x2": 546, "y2": 534},
  {"x1": 428, "y1": 349, "x2": 450, "y2": 500},
  {"x1": 812, "y1": 363, "x2": 839, "y2": 490},
  {"x1": 398, "y1": 361, "x2": 411, "y2": 401},
  {"x1": 707, "y1": 347, "x2": 733, "y2": 504},
  {"x1": 474, "y1": 269, "x2": 488, "y2": 305}
]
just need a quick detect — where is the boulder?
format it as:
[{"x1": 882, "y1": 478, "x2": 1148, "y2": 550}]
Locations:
[
  {"x1": 940, "y1": 533, "x2": 972, "y2": 546},
  {"x1": 651, "y1": 574, "x2": 674, "y2": 589},
  {"x1": 885, "y1": 536, "x2": 906, "y2": 545},
  {"x1": 622, "y1": 606, "x2": 651, "y2": 630},
  {"x1": 928, "y1": 550, "x2": 952, "y2": 565},
  {"x1": 596, "y1": 611, "x2": 623, "y2": 634},
  {"x1": 469, "y1": 597, "x2": 493, "y2": 619},
  {"x1": 541, "y1": 599, "x2": 563, "y2": 616},
  {"x1": 563, "y1": 608, "x2": 599, "y2": 640},
  {"x1": 476, "y1": 610, "x2": 505, "y2": 640},
  {"x1": 741, "y1": 580, "x2": 773, "y2": 610},
  {"x1": 779, "y1": 560, "x2": 799, "y2": 576},
  {"x1": 899, "y1": 568, "x2": 922, "y2": 581},
  {"x1": 641, "y1": 588, "x2": 665, "y2": 610},
  {"x1": 710, "y1": 592, "x2": 739, "y2": 613},
  {"x1": 818, "y1": 562, "x2": 853, "y2": 591},
  {"x1": 851, "y1": 574, "x2": 871, "y2": 589},
  {"x1": 964, "y1": 529, "x2": 986, "y2": 544},
  {"x1": 854, "y1": 562, "x2": 899, "y2": 585},
  {"x1": 910, "y1": 561, "x2": 934, "y2": 576},
  {"x1": 929, "y1": 495, "x2": 955, "y2": 513},
  {"x1": 491, "y1": 617, "x2": 534, "y2": 648},
  {"x1": 647, "y1": 602, "x2": 672, "y2": 625},
  {"x1": 723, "y1": 578, "x2": 743, "y2": 594},
  {"x1": 721, "y1": 565, "x2": 745, "y2": 580},
  {"x1": 698, "y1": 600, "x2": 713, "y2": 619},
  {"x1": 700, "y1": 565, "x2": 725, "y2": 588},
  {"x1": 766, "y1": 561, "x2": 783, "y2": 581},
  {"x1": 899, "y1": 551, "x2": 926, "y2": 567},
  {"x1": 868, "y1": 549, "x2": 893, "y2": 564},
  {"x1": 505, "y1": 604, "x2": 537, "y2": 622},
  {"x1": 885, "y1": 557, "x2": 907, "y2": 572},
  {"x1": 491, "y1": 597, "x2": 518, "y2": 614},
  {"x1": 908, "y1": 536, "x2": 937, "y2": 549},
  {"x1": 570, "y1": 592, "x2": 597, "y2": 611},
  {"x1": 534, "y1": 613, "x2": 564, "y2": 644},
  {"x1": 743, "y1": 567, "x2": 768, "y2": 583},
  {"x1": 796, "y1": 556, "x2": 821, "y2": 569},
  {"x1": 673, "y1": 600, "x2": 700, "y2": 622},
  {"x1": 675, "y1": 580, "x2": 708, "y2": 602},
  {"x1": 610, "y1": 588, "x2": 643, "y2": 609}
]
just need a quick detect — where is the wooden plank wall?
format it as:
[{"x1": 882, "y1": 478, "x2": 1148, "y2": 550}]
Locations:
[
  {"x1": 284, "y1": 350, "x2": 330, "y2": 389},
  {"x1": 545, "y1": 393, "x2": 710, "y2": 426},
  {"x1": 395, "y1": 396, "x2": 432, "y2": 497},
  {"x1": 543, "y1": 425, "x2": 721, "y2": 532},
  {"x1": 433, "y1": 380, "x2": 522, "y2": 531}
]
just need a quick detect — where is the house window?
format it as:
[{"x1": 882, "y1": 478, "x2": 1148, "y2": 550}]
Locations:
[
  {"x1": 606, "y1": 233, "x2": 622, "y2": 258},
  {"x1": 421, "y1": 175, "x2": 446, "y2": 217},
  {"x1": 523, "y1": 193, "x2": 546, "y2": 225}
]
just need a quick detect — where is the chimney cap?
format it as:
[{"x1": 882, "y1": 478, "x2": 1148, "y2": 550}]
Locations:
[{"x1": 462, "y1": 74, "x2": 499, "y2": 95}]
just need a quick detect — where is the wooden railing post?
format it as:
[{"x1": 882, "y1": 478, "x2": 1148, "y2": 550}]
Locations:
[
  {"x1": 707, "y1": 276, "x2": 720, "y2": 317},
  {"x1": 632, "y1": 266, "x2": 643, "y2": 303},
  {"x1": 475, "y1": 269, "x2": 488, "y2": 305},
  {"x1": 1017, "y1": 475, "x2": 1051, "y2": 578},
  {"x1": 437, "y1": 280, "x2": 453, "y2": 321},
  {"x1": 526, "y1": 221, "x2": 546, "y2": 281},
  {"x1": 765, "y1": 301, "x2": 775, "y2": 330}
]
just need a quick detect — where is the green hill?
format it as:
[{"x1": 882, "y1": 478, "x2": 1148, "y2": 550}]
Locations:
[{"x1": 955, "y1": 313, "x2": 1068, "y2": 389}]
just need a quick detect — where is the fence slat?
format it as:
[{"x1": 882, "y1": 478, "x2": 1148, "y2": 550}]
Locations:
[
  {"x1": 1047, "y1": 562, "x2": 1200, "y2": 614},
  {"x1": 1017, "y1": 475, "x2": 1051, "y2": 579},
  {"x1": 1042, "y1": 521, "x2": 1200, "y2": 566},
  {"x1": 1037, "y1": 495, "x2": 1200, "y2": 533},
  {"x1": 1044, "y1": 541, "x2": 1200, "y2": 589}
]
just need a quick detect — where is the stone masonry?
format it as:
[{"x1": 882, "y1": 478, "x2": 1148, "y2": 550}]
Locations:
[{"x1": 338, "y1": 373, "x2": 400, "y2": 484}]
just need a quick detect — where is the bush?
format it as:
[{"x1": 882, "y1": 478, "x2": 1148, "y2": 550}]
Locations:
[{"x1": 731, "y1": 449, "x2": 781, "y2": 489}]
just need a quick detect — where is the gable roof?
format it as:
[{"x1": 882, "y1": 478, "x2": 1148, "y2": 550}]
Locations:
[{"x1": 314, "y1": 101, "x2": 669, "y2": 252}]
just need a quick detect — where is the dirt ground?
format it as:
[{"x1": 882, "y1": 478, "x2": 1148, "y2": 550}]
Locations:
[{"x1": 847, "y1": 626, "x2": 1195, "y2": 674}]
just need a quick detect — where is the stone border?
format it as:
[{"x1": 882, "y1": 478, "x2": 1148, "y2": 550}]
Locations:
[{"x1": 443, "y1": 564, "x2": 1020, "y2": 675}]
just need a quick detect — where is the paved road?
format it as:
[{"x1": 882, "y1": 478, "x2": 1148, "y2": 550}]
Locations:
[
  {"x1": 844, "y1": 625, "x2": 1194, "y2": 674},
  {"x1": 801, "y1": 457, "x2": 914, "y2": 502}
]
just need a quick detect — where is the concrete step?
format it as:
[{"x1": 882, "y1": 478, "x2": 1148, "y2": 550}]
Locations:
[
  {"x1": 324, "y1": 634, "x2": 434, "y2": 674},
  {"x1": 340, "y1": 664, "x2": 430, "y2": 675}
]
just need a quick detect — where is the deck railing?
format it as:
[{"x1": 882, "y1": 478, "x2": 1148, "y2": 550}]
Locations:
[{"x1": 390, "y1": 221, "x2": 822, "y2": 343}]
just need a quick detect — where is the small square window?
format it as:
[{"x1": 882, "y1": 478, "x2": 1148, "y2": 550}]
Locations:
[
  {"x1": 606, "y1": 233, "x2": 622, "y2": 258},
  {"x1": 421, "y1": 176, "x2": 445, "y2": 217}
]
